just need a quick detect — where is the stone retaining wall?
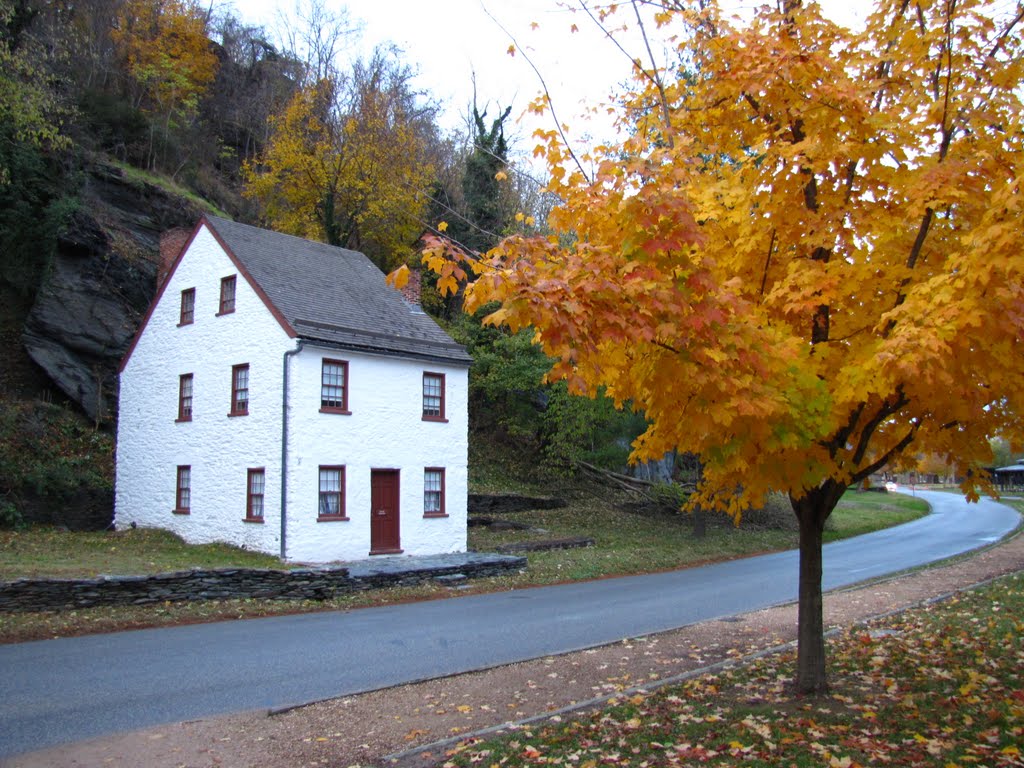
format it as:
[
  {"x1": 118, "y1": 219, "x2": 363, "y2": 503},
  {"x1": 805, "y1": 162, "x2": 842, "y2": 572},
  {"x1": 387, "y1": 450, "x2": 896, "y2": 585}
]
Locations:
[
  {"x1": 0, "y1": 555, "x2": 526, "y2": 613},
  {"x1": 467, "y1": 493, "x2": 566, "y2": 515}
]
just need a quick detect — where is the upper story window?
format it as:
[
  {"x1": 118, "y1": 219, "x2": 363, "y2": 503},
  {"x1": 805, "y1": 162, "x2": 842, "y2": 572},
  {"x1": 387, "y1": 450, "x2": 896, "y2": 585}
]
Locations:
[
  {"x1": 245, "y1": 468, "x2": 265, "y2": 522},
  {"x1": 422, "y1": 372, "x2": 446, "y2": 421},
  {"x1": 218, "y1": 275, "x2": 236, "y2": 315},
  {"x1": 179, "y1": 288, "x2": 195, "y2": 326},
  {"x1": 174, "y1": 465, "x2": 191, "y2": 514},
  {"x1": 230, "y1": 364, "x2": 249, "y2": 416},
  {"x1": 318, "y1": 466, "x2": 347, "y2": 521},
  {"x1": 177, "y1": 373, "x2": 193, "y2": 422},
  {"x1": 320, "y1": 359, "x2": 350, "y2": 414},
  {"x1": 424, "y1": 468, "x2": 446, "y2": 517}
]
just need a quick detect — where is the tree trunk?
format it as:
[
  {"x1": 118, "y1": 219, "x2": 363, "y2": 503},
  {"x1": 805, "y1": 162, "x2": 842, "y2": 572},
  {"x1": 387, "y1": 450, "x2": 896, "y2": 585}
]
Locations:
[
  {"x1": 692, "y1": 506, "x2": 706, "y2": 539},
  {"x1": 790, "y1": 479, "x2": 845, "y2": 695}
]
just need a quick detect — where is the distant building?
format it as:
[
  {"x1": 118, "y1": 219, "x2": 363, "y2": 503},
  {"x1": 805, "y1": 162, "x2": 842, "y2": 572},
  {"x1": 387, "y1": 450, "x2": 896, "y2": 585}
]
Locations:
[
  {"x1": 994, "y1": 464, "x2": 1024, "y2": 490},
  {"x1": 116, "y1": 216, "x2": 471, "y2": 562}
]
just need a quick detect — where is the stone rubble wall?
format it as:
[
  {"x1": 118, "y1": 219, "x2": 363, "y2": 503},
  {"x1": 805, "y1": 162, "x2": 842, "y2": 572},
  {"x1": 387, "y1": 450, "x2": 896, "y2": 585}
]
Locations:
[
  {"x1": 467, "y1": 493, "x2": 566, "y2": 515},
  {"x1": 0, "y1": 556, "x2": 526, "y2": 613}
]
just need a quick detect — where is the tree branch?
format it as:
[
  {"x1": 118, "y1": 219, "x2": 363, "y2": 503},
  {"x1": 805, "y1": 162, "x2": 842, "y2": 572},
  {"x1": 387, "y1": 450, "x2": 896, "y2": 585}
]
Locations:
[
  {"x1": 851, "y1": 426, "x2": 917, "y2": 483},
  {"x1": 483, "y1": 6, "x2": 591, "y2": 184},
  {"x1": 759, "y1": 228, "x2": 776, "y2": 298},
  {"x1": 986, "y1": 6, "x2": 1024, "y2": 61},
  {"x1": 822, "y1": 402, "x2": 866, "y2": 458},
  {"x1": 905, "y1": 207, "x2": 934, "y2": 271},
  {"x1": 851, "y1": 389, "x2": 910, "y2": 467},
  {"x1": 630, "y1": 0, "x2": 675, "y2": 147}
]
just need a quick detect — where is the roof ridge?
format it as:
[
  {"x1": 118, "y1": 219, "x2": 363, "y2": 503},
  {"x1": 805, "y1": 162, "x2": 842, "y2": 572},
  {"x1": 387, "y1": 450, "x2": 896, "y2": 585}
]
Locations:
[{"x1": 204, "y1": 217, "x2": 472, "y2": 365}]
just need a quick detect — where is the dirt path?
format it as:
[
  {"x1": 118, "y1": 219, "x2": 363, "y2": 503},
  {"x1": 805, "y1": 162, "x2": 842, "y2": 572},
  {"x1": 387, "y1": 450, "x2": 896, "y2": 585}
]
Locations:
[{"x1": 6, "y1": 531, "x2": 1024, "y2": 768}]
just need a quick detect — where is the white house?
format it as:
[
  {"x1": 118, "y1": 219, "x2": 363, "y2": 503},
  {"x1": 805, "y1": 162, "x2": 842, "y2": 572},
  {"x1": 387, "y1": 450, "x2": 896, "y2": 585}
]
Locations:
[{"x1": 115, "y1": 216, "x2": 472, "y2": 563}]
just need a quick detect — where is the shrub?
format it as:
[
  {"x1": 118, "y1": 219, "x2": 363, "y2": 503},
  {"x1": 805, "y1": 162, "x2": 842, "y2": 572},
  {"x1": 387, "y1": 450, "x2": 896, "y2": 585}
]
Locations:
[
  {"x1": 740, "y1": 491, "x2": 799, "y2": 531},
  {"x1": 0, "y1": 400, "x2": 114, "y2": 528}
]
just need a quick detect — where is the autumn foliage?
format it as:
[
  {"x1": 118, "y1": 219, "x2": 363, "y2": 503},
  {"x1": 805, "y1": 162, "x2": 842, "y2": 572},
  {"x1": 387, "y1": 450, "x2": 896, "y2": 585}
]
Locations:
[
  {"x1": 110, "y1": 0, "x2": 218, "y2": 167},
  {"x1": 244, "y1": 49, "x2": 437, "y2": 271},
  {"x1": 399, "y1": 0, "x2": 1024, "y2": 692}
]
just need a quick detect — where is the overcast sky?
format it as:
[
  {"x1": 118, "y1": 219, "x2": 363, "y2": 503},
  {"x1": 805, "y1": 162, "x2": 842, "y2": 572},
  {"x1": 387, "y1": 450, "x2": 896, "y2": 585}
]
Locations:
[{"x1": 233, "y1": 0, "x2": 867, "y2": 155}]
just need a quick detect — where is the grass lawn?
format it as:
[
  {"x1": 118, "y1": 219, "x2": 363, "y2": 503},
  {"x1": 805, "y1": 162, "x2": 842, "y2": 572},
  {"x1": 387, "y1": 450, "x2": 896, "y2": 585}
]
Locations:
[
  {"x1": 444, "y1": 570, "x2": 1024, "y2": 767},
  {"x1": 466, "y1": 488, "x2": 929, "y2": 584},
  {"x1": 0, "y1": 527, "x2": 283, "y2": 580},
  {"x1": 0, "y1": 488, "x2": 933, "y2": 643}
]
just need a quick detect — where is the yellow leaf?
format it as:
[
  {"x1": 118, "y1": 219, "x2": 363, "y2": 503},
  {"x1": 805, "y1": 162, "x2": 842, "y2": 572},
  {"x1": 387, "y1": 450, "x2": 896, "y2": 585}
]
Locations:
[
  {"x1": 495, "y1": 171, "x2": 508, "y2": 181},
  {"x1": 386, "y1": 264, "x2": 410, "y2": 290},
  {"x1": 437, "y1": 275, "x2": 458, "y2": 295},
  {"x1": 438, "y1": 221, "x2": 448, "y2": 232},
  {"x1": 506, "y1": 44, "x2": 515, "y2": 57}
]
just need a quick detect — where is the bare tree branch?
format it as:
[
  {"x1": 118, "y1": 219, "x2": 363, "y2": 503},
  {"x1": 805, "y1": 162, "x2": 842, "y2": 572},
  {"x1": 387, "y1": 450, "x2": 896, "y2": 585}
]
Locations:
[{"x1": 482, "y1": 5, "x2": 592, "y2": 184}]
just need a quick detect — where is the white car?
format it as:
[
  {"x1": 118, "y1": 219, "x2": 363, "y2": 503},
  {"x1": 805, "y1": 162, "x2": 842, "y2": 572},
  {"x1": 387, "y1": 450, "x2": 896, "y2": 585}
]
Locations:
[{"x1": 885, "y1": 481, "x2": 898, "y2": 492}]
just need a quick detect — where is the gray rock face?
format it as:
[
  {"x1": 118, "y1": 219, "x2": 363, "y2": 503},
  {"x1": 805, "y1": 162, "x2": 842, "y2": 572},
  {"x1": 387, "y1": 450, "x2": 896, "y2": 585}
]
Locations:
[{"x1": 21, "y1": 163, "x2": 204, "y2": 423}]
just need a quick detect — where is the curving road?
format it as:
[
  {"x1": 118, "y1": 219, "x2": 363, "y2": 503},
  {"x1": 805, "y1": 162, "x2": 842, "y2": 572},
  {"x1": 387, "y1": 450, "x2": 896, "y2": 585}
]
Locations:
[{"x1": 0, "y1": 490, "x2": 1018, "y2": 758}]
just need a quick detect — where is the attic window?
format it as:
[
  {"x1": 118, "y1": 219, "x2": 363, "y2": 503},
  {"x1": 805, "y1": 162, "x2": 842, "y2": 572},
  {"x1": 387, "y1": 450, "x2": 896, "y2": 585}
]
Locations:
[
  {"x1": 179, "y1": 288, "x2": 195, "y2": 325},
  {"x1": 218, "y1": 275, "x2": 236, "y2": 315}
]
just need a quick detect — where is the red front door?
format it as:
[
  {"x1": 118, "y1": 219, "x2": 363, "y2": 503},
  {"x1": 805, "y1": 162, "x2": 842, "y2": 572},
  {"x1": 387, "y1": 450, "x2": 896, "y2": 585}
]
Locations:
[{"x1": 370, "y1": 469, "x2": 402, "y2": 555}]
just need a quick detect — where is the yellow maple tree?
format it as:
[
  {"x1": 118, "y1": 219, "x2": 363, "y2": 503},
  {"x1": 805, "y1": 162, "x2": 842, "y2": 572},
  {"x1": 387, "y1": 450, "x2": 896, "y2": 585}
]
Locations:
[
  {"x1": 111, "y1": 0, "x2": 218, "y2": 134},
  {"x1": 244, "y1": 50, "x2": 436, "y2": 271},
  {"x1": 399, "y1": 0, "x2": 1024, "y2": 693}
]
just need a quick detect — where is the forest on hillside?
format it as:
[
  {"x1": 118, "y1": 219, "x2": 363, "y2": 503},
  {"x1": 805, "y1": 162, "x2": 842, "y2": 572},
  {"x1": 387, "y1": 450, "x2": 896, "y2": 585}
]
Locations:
[{"x1": 0, "y1": 0, "x2": 549, "y2": 284}]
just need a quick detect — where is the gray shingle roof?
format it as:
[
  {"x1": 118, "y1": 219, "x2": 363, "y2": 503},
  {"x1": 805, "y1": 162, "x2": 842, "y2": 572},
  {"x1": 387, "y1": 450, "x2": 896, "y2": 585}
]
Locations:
[{"x1": 205, "y1": 216, "x2": 471, "y2": 365}]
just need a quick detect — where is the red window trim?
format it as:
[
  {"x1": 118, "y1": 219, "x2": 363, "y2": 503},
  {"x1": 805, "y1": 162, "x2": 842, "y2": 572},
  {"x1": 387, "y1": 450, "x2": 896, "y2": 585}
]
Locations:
[
  {"x1": 173, "y1": 465, "x2": 191, "y2": 514},
  {"x1": 217, "y1": 275, "x2": 236, "y2": 316},
  {"x1": 244, "y1": 467, "x2": 265, "y2": 523},
  {"x1": 422, "y1": 372, "x2": 447, "y2": 422},
  {"x1": 319, "y1": 358, "x2": 351, "y2": 414},
  {"x1": 317, "y1": 465, "x2": 348, "y2": 521},
  {"x1": 176, "y1": 373, "x2": 193, "y2": 422},
  {"x1": 423, "y1": 467, "x2": 447, "y2": 518},
  {"x1": 229, "y1": 363, "x2": 249, "y2": 416},
  {"x1": 178, "y1": 287, "x2": 195, "y2": 327}
]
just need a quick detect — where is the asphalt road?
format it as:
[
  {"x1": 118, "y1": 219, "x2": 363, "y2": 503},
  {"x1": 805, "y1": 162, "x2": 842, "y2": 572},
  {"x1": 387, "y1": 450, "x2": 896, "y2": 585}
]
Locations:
[{"x1": 0, "y1": 490, "x2": 1018, "y2": 758}]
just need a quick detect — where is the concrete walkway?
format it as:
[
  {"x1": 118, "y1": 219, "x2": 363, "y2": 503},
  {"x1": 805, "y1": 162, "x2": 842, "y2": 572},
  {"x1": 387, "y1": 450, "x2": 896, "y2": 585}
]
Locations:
[{"x1": 343, "y1": 551, "x2": 524, "y2": 581}]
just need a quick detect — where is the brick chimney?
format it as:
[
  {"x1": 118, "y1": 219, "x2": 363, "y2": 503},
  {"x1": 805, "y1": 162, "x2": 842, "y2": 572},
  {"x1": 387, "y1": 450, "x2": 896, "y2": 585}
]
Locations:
[
  {"x1": 157, "y1": 227, "x2": 192, "y2": 289},
  {"x1": 399, "y1": 268, "x2": 422, "y2": 305}
]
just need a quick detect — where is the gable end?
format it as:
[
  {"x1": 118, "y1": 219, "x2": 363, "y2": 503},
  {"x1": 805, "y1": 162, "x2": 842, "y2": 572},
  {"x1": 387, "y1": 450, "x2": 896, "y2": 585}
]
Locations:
[{"x1": 118, "y1": 217, "x2": 297, "y2": 374}]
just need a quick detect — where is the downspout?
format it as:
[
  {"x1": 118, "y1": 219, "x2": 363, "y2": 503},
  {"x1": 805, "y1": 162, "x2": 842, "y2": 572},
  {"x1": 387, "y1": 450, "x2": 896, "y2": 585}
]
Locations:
[{"x1": 281, "y1": 340, "x2": 304, "y2": 560}]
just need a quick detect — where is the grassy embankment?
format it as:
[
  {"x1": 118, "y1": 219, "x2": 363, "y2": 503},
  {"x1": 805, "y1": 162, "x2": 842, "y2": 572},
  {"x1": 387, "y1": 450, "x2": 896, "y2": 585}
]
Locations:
[{"x1": 0, "y1": 489, "x2": 937, "y2": 643}]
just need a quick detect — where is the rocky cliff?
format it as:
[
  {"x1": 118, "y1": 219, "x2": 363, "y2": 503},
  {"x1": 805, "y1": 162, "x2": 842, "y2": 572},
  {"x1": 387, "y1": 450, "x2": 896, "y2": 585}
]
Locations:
[{"x1": 21, "y1": 162, "x2": 207, "y2": 424}]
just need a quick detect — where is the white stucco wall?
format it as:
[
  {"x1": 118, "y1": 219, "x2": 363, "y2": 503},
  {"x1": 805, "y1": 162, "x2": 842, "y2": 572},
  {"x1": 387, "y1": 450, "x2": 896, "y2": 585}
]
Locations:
[
  {"x1": 116, "y1": 222, "x2": 470, "y2": 563},
  {"x1": 283, "y1": 347, "x2": 469, "y2": 563},
  {"x1": 115, "y1": 224, "x2": 291, "y2": 556}
]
